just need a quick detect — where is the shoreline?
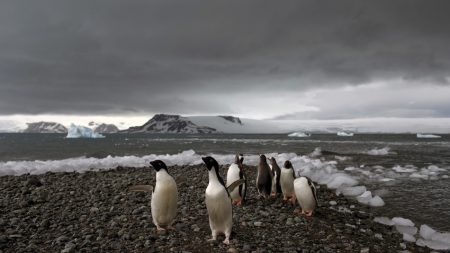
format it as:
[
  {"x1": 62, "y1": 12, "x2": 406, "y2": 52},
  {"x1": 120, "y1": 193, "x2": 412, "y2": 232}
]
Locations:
[{"x1": 1, "y1": 165, "x2": 427, "y2": 252}]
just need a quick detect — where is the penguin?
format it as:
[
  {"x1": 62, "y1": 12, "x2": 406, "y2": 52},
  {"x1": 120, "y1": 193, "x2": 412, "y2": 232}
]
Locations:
[
  {"x1": 256, "y1": 154, "x2": 273, "y2": 198},
  {"x1": 293, "y1": 175, "x2": 318, "y2": 217},
  {"x1": 280, "y1": 160, "x2": 296, "y2": 204},
  {"x1": 226, "y1": 154, "x2": 247, "y2": 205},
  {"x1": 128, "y1": 160, "x2": 178, "y2": 231},
  {"x1": 202, "y1": 156, "x2": 245, "y2": 245},
  {"x1": 269, "y1": 157, "x2": 282, "y2": 197}
]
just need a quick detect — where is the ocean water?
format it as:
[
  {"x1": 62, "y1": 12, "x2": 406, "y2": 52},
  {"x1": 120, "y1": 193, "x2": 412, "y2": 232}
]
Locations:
[{"x1": 1, "y1": 133, "x2": 449, "y2": 231}]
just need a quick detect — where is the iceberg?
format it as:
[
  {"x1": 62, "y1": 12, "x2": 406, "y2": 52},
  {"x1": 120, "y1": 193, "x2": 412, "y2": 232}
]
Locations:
[
  {"x1": 417, "y1": 133, "x2": 441, "y2": 139},
  {"x1": 288, "y1": 132, "x2": 311, "y2": 137},
  {"x1": 337, "y1": 131, "x2": 354, "y2": 137},
  {"x1": 367, "y1": 147, "x2": 390, "y2": 156},
  {"x1": 66, "y1": 124, "x2": 105, "y2": 139}
]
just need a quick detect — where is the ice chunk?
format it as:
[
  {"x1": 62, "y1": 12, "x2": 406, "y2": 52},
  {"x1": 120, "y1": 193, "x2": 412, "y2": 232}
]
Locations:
[
  {"x1": 374, "y1": 217, "x2": 394, "y2": 226},
  {"x1": 325, "y1": 173, "x2": 358, "y2": 189},
  {"x1": 288, "y1": 132, "x2": 311, "y2": 137},
  {"x1": 420, "y1": 224, "x2": 436, "y2": 240},
  {"x1": 309, "y1": 147, "x2": 322, "y2": 157},
  {"x1": 337, "y1": 131, "x2": 354, "y2": 137},
  {"x1": 403, "y1": 233, "x2": 416, "y2": 242},
  {"x1": 336, "y1": 186, "x2": 366, "y2": 197},
  {"x1": 431, "y1": 232, "x2": 450, "y2": 244},
  {"x1": 417, "y1": 133, "x2": 441, "y2": 139},
  {"x1": 392, "y1": 165, "x2": 417, "y2": 173},
  {"x1": 367, "y1": 147, "x2": 390, "y2": 156},
  {"x1": 396, "y1": 225, "x2": 418, "y2": 235},
  {"x1": 356, "y1": 191, "x2": 372, "y2": 205},
  {"x1": 369, "y1": 196, "x2": 385, "y2": 207},
  {"x1": 67, "y1": 124, "x2": 105, "y2": 138},
  {"x1": 419, "y1": 239, "x2": 450, "y2": 250},
  {"x1": 392, "y1": 217, "x2": 415, "y2": 227}
]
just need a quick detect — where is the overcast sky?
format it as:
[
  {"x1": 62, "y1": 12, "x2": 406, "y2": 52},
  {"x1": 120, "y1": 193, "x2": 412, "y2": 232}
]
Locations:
[{"x1": 1, "y1": 0, "x2": 450, "y2": 121}]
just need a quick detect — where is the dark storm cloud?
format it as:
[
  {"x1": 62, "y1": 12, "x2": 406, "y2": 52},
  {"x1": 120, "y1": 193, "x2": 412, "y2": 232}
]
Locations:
[{"x1": 0, "y1": 0, "x2": 450, "y2": 116}]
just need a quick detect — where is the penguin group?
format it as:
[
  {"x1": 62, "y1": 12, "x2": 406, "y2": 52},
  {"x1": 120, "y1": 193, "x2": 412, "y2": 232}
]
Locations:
[{"x1": 128, "y1": 154, "x2": 318, "y2": 245}]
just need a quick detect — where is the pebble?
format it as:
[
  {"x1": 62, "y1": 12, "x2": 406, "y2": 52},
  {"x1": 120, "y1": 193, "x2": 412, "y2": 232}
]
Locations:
[
  {"x1": 253, "y1": 221, "x2": 263, "y2": 227},
  {"x1": 0, "y1": 165, "x2": 426, "y2": 252}
]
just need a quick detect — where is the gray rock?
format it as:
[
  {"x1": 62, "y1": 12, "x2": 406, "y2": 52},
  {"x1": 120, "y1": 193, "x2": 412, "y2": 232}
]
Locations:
[
  {"x1": 253, "y1": 221, "x2": 263, "y2": 227},
  {"x1": 61, "y1": 242, "x2": 76, "y2": 253}
]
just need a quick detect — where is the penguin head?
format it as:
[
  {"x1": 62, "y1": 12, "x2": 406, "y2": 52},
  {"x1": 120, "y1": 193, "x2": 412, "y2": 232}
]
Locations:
[
  {"x1": 284, "y1": 160, "x2": 293, "y2": 169},
  {"x1": 259, "y1": 154, "x2": 267, "y2": 163},
  {"x1": 202, "y1": 156, "x2": 219, "y2": 171},
  {"x1": 269, "y1": 157, "x2": 277, "y2": 165},
  {"x1": 150, "y1": 160, "x2": 168, "y2": 172},
  {"x1": 235, "y1": 154, "x2": 244, "y2": 164}
]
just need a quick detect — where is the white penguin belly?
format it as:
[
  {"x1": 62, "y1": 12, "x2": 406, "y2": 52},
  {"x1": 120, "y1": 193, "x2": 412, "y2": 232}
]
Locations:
[
  {"x1": 280, "y1": 169, "x2": 294, "y2": 196},
  {"x1": 205, "y1": 184, "x2": 232, "y2": 233},
  {"x1": 151, "y1": 175, "x2": 178, "y2": 227},
  {"x1": 226, "y1": 164, "x2": 242, "y2": 201},
  {"x1": 294, "y1": 178, "x2": 316, "y2": 212}
]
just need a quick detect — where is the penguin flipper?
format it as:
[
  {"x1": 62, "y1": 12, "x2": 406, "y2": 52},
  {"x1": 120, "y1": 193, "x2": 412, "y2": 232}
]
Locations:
[
  {"x1": 227, "y1": 179, "x2": 246, "y2": 193},
  {"x1": 128, "y1": 185, "x2": 154, "y2": 192},
  {"x1": 307, "y1": 178, "x2": 319, "y2": 207}
]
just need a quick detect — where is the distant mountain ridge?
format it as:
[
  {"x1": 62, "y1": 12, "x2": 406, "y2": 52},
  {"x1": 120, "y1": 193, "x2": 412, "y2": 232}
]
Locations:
[
  {"x1": 23, "y1": 122, "x2": 67, "y2": 133},
  {"x1": 121, "y1": 114, "x2": 219, "y2": 133},
  {"x1": 94, "y1": 123, "x2": 119, "y2": 133}
]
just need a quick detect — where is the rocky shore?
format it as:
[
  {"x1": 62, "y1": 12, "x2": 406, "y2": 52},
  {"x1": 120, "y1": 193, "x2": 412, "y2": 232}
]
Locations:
[{"x1": 1, "y1": 165, "x2": 427, "y2": 253}]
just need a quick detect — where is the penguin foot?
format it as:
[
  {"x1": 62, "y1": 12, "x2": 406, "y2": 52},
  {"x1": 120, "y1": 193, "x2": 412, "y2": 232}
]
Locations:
[
  {"x1": 207, "y1": 238, "x2": 217, "y2": 242},
  {"x1": 236, "y1": 200, "x2": 243, "y2": 206},
  {"x1": 223, "y1": 238, "x2": 230, "y2": 245},
  {"x1": 283, "y1": 196, "x2": 288, "y2": 201},
  {"x1": 167, "y1": 225, "x2": 176, "y2": 230},
  {"x1": 305, "y1": 211, "x2": 314, "y2": 217},
  {"x1": 156, "y1": 226, "x2": 166, "y2": 232}
]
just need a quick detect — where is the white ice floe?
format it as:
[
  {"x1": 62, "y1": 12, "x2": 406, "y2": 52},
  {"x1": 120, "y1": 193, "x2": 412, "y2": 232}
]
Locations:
[
  {"x1": 392, "y1": 217, "x2": 415, "y2": 227},
  {"x1": 374, "y1": 217, "x2": 395, "y2": 226},
  {"x1": 356, "y1": 191, "x2": 385, "y2": 207},
  {"x1": 309, "y1": 147, "x2": 322, "y2": 157},
  {"x1": 337, "y1": 131, "x2": 354, "y2": 137},
  {"x1": 416, "y1": 133, "x2": 441, "y2": 139},
  {"x1": 367, "y1": 147, "x2": 391, "y2": 156},
  {"x1": 403, "y1": 233, "x2": 416, "y2": 242},
  {"x1": 66, "y1": 124, "x2": 105, "y2": 138},
  {"x1": 287, "y1": 132, "x2": 311, "y2": 137},
  {"x1": 336, "y1": 186, "x2": 366, "y2": 197}
]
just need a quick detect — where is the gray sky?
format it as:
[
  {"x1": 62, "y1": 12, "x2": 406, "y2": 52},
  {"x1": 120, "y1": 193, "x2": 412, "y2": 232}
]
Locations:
[{"x1": 1, "y1": 0, "x2": 450, "y2": 120}]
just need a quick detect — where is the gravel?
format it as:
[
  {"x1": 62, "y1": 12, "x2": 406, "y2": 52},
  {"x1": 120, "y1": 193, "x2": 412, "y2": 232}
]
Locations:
[{"x1": 0, "y1": 165, "x2": 427, "y2": 252}]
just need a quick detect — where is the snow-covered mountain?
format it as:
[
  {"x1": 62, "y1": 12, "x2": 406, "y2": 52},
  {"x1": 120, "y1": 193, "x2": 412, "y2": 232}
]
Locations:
[
  {"x1": 93, "y1": 123, "x2": 119, "y2": 133},
  {"x1": 23, "y1": 122, "x2": 67, "y2": 133},
  {"x1": 121, "y1": 114, "x2": 219, "y2": 134}
]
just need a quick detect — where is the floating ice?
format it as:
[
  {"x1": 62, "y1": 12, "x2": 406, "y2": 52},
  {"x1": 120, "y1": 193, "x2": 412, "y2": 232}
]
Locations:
[
  {"x1": 374, "y1": 217, "x2": 395, "y2": 226},
  {"x1": 396, "y1": 225, "x2": 418, "y2": 236},
  {"x1": 367, "y1": 147, "x2": 390, "y2": 156},
  {"x1": 417, "y1": 133, "x2": 441, "y2": 139},
  {"x1": 420, "y1": 224, "x2": 436, "y2": 240},
  {"x1": 288, "y1": 132, "x2": 311, "y2": 137},
  {"x1": 323, "y1": 173, "x2": 358, "y2": 189},
  {"x1": 67, "y1": 124, "x2": 105, "y2": 138},
  {"x1": 369, "y1": 196, "x2": 385, "y2": 207},
  {"x1": 356, "y1": 191, "x2": 385, "y2": 207},
  {"x1": 392, "y1": 217, "x2": 415, "y2": 227},
  {"x1": 403, "y1": 233, "x2": 416, "y2": 242},
  {"x1": 309, "y1": 147, "x2": 322, "y2": 157},
  {"x1": 337, "y1": 131, "x2": 354, "y2": 137},
  {"x1": 392, "y1": 165, "x2": 417, "y2": 173},
  {"x1": 336, "y1": 186, "x2": 366, "y2": 197}
]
